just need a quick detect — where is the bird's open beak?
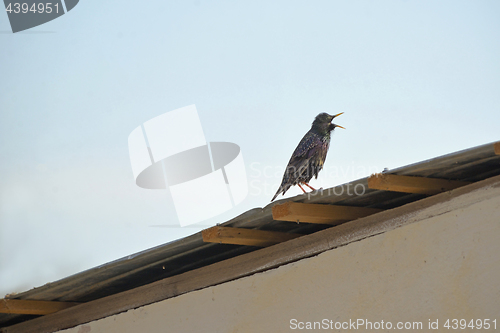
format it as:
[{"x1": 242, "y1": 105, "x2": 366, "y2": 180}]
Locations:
[{"x1": 332, "y1": 113, "x2": 345, "y2": 129}]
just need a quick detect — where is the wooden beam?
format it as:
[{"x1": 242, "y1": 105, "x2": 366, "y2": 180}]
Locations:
[
  {"x1": 272, "y1": 202, "x2": 383, "y2": 224},
  {"x1": 368, "y1": 173, "x2": 471, "y2": 195},
  {"x1": 202, "y1": 226, "x2": 302, "y2": 247},
  {"x1": 494, "y1": 142, "x2": 500, "y2": 155},
  {"x1": 0, "y1": 299, "x2": 79, "y2": 315}
]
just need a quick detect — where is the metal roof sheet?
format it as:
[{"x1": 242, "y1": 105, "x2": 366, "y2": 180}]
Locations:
[{"x1": 2, "y1": 140, "x2": 499, "y2": 328}]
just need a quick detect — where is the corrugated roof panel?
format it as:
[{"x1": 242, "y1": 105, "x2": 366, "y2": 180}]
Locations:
[{"x1": 1, "y1": 140, "x2": 499, "y2": 328}]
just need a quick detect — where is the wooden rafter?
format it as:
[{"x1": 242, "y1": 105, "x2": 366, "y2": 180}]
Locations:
[
  {"x1": 494, "y1": 142, "x2": 500, "y2": 155},
  {"x1": 202, "y1": 226, "x2": 302, "y2": 247},
  {"x1": 368, "y1": 173, "x2": 471, "y2": 195},
  {"x1": 272, "y1": 202, "x2": 383, "y2": 224},
  {"x1": 0, "y1": 299, "x2": 79, "y2": 315}
]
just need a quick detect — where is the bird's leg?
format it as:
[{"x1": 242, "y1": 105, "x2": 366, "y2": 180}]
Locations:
[
  {"x1": 303, "y1": 183, "x2": 316, "y2": 191},
  {"x1": 297, "y1": 184, "x2": 307, "y2": 194}
]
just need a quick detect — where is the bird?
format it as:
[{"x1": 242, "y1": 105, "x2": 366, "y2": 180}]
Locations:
[{"x1": 271, "y1": 112, "x2": 344, "y2": 202}]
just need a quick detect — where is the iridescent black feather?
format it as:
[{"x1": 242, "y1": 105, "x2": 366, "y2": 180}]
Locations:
[{"x1": 271, "y1": 113, "x2": 342, "y2": 201}]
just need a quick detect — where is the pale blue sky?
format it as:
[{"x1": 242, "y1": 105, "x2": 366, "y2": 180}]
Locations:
[{"x1": 1, "y1": 0, "x2": 499, "y2": 296}]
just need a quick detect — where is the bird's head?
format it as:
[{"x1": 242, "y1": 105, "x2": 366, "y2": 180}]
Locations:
[{"x1": 312, "y1": 112, "x2": 345, "y2": 134}]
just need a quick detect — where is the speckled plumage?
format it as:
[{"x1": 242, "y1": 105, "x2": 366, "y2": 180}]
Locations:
[{"x1": 271, "y1": 112, "x2": 344, "y2": 201}]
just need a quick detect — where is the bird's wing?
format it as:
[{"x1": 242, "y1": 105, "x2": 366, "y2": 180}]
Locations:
[
  {"x1": 271, "y1": 132, "x2": 328, "y2": 201},
  {"x1": 292, "y1": 132, "x2": 321, "y2": 159},
  {"x1": 285, "y1": 132, "x2": 326, "y2": 181}
]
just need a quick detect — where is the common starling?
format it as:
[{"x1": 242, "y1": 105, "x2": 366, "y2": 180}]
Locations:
[{"x1": 271, "y1": 112, "x2": 344, "y2": 201}]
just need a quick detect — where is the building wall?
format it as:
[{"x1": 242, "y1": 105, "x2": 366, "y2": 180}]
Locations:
[{"x1": 61, "y1": 184, "x2": 500, "y2": 333}]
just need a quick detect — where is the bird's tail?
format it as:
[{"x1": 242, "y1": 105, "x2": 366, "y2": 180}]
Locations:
[
  {"x1": 271, "y1": 183, "x2": 292, "y2": 202},
  {"x1": 271, "y1": 190, "x2": 280, "y2": 202}
]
